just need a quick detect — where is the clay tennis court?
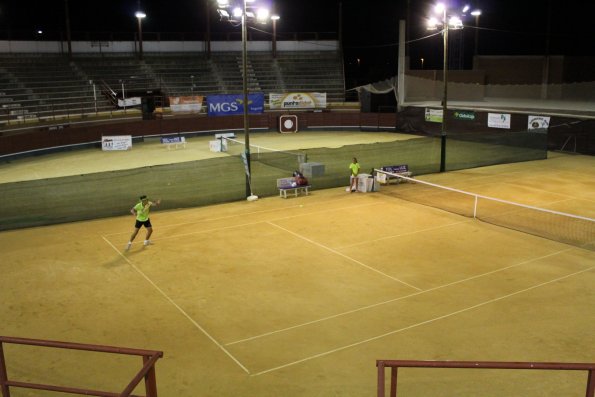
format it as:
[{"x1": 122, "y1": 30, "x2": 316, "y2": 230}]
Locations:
[{"x1": 0, "y1": 132, "x2": 594, "y2": 396}]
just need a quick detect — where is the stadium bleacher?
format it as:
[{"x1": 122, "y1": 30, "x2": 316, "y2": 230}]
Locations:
[{"x1": 0, "y1": 51, "x2": 345, "y2": 124}]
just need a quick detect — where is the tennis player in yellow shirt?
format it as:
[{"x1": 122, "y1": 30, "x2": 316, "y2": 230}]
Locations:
[
  {"x1": 349, "y1": 157, "x2": 360, "y2": 192},
  {"x1": 126, "y1": 195, "x2": 161, "y2": 251}
]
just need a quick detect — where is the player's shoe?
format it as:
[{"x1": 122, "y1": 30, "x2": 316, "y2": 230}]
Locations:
[
  {"x1": 125, "y1": 242, "x2": 132, "y2": 251},
  {"x1": 144, "y1": 240, "x2": 153, "y2": 246}
]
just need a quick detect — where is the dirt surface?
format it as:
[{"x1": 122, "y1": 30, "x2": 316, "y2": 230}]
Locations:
[{"x1": 0, "y1": 136, "x2": 594, "y2": 397}]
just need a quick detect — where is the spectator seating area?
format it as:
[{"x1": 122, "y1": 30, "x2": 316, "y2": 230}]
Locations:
[{"x1": 0, "y1": 52, "x2": 345, "y2": 125}]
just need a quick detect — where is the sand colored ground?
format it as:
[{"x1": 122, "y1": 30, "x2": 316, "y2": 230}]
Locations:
[{"x1": 0, "y1": 132, "x2": 594, "y2": 397}]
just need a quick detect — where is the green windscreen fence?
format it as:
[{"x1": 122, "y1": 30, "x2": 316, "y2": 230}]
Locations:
[{"x1": 0, "y1": 131, "x2": 548, "y2": 230}]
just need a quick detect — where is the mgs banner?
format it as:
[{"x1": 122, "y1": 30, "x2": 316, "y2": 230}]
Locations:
[
  {"x1": 207, "y1": 93, "x2": 265, "y2": 116},
  {"x1": 270, "y1": 93, "x2": 327, "y2": 109},
  {"x1": 169, "y1": 96, "x2": 203, "y2": 113}
]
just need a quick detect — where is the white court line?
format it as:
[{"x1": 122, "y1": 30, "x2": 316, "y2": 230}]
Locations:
[
  {"x1": 102, "y1": 203, "x2": 307, "y2": 237},
  {"x1": 267, "y1": 221, "x2": 423, "y2": 291},
  {"x1": 105, "y1": 202, "x2": 377, "y2": 243},
  {"x1": 100, "y1": 236, "x2": 250, "y2": 375},
  {"x1": 103, "y1": 199, "x2": 374, "y2": 239},
  {"x1": 250, "y1": 262, "x2": 595, "y2": 377},
  {"x1": 226, "y1": 247, "x2": 573, "y2": 346}
]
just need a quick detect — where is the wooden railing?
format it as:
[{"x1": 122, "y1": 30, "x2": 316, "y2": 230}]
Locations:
[
  {"x1": 377, "y1": 360, "x2": 595, "y2": 397},
  {"x1": 0, "y1": 336, "x2": 163, "y2": 397}
]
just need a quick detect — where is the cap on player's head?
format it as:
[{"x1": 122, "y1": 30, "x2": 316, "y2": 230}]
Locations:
[{"x1": 140, "y1": 195, "x2": 148, "y2": 201}]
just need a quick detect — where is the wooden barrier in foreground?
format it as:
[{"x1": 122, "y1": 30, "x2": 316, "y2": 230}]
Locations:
[
  {"x1": 0, "y1": 335, "x2": 163, "y2": 397},
  {"x1": 377, "y1": 359, "x2": 595, "y2": 397}
]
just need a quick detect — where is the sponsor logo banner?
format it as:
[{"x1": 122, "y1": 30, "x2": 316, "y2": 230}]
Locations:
[
  {"x1": 207, "y1": 93, "x2": 265, "y2": 116},
  {"x1": 487, "y1": 113, "x2": 511, "y2": 129},
  {"x1": 117, "y1": 97, "x2": 141, "y2": 108},
  {"x1": 528, "y1": 115, "x2": 550, "y2": 130},
  {"x1": 169, "y1": 96, "x2": 203, "y2": 113},
  {"x1": 160, "y1": 136, "x2": 185, "y2": 144},
  {"x1": 270, "y1": 92, "x2": 327, "y2": 109},
  {"x1": 102, "y1": 135, "x2": 132, "y2": 151},
  {"x1": 424, "y1": 108, "x2": 443, "y2": 123},
  {"x1": 453, "y1": 110, "x2": 476, "y2": 121}
]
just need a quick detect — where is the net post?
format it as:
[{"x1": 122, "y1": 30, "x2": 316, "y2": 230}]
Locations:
[{"x1": 586, "y1": 369, "x2": 595, "y2": 397}]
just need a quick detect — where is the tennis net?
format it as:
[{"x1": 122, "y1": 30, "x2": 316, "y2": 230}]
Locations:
[
  {"x1": 374, "y1": 169, "x2": 595, "y2": 251},
  {"x1": 223, "y1": 137, "x2": 307, "y2": 172}
]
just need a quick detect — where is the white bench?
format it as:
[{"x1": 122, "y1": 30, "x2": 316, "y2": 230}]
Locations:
[
  {"x1": 377, "y1": 165, "x2": 413, "y2": 184},
  {"x1": 277, "y1": 177, "x2": 311, "y2": 198}
]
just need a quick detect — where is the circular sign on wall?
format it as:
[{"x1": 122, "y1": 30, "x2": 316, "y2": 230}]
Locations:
[{"x1": 279, "y1": 115, "x2": 298, "y2": 133}]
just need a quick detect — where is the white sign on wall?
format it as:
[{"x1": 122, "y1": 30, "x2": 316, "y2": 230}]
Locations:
[
  {"x1": 269, "y1": 93, "x2": 327, "y2": 109},
  {"x1": 101, "y1": 135, "x2": 132, "y2": 151},
  {"x1": 528, "y1": 115, "x2": 550, "y2": 130},
  {"x1": 487, "y1": 113, "x2": 511, "y2": 129},
  {"x1": 117, "y1": 97, "x2": 141, "y2": 108},
  {"x1": 424, "y1": 108, "x2": 443, "y2": 123}
]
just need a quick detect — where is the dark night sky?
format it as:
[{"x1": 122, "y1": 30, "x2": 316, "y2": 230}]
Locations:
[{"x1": 1, "y1": 0, "x2": 594, "y2": 85}]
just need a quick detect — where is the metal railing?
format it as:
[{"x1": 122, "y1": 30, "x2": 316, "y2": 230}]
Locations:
[
  {"x1": 0, "y1": 336, "x2": 163, "y2": 397},
  {"x1": 377, "y1": 360, "x2": 595, "y2": 397}
]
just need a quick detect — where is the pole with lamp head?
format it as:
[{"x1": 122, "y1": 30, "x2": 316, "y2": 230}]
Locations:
[
  {"x1": 135, "y1": 11, "x2": 146, "y2": 60},
  {"x1": 427, "y1": 4, "x2": 468, "y2": 173},
  {"x1": 471, "y1": 9, "x2": 481, "y2": 57},
  {"x1": 240, "y1": 1, "x2": 253, "y2": 199},
  {"x1": 216, "y1": 0, "x2": 272, "y2": 200},
  {"x1": 440, "y1": 4, "x2": 448, "y2": 173}
]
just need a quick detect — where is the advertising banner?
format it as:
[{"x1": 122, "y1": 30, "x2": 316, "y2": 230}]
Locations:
[
  {"x1": 169, "y1": 96, "x2": 203, "y2": 113},
  {"x1": 528, "y1": 115, "x2": 550, "y2": 130},
  {"x1": 269, "y1": 92, "x2": 327, "y2": 109},
  {"x1": 117, "y1": 97, "x2": 141, "y2": 108},
  {"x1": 207, "y1": 93, "x2": 264, "y2": 116},
  {"x1": 101, "y1": 135, "x2": 132, "y2": 151},
  {"x1": 453, "y1": 110, "x2": 476, "y2": 121},
  {"x1": 488, "y1": 113, "x2": 511, "y2": 129},
  {"x1": 424, "y1": 108, "x2": 443, "y2": 123}
]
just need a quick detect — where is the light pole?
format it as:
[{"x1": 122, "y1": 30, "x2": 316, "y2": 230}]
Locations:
[
  {"x1": 271, "y1": 14, "x2": 280, "y2": 58},
  {"x1": 216, "y1": 0, "x2": 273, "y2": 199},
  {"x1": 120, "y1": 79, "x2": 126, "y2": 113},
  {"x1": 135, "y1": 11, "x2": 146, "y2": 60},
  {"x1": 471, "y1": 10, "x2": 481, "y2": 57},
  {"x1": 427, "y1": 3, "x2": 465, "y2": 173}
]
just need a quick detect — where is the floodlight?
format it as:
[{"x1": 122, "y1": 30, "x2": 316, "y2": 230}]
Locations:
[
  {"x1": 246, "y1": 11, "x2": 255, "y2": 18},
  {"x1": 256, "y1": 8, "x2": 270, "y2": 22},
  {"x1": 426, "y1": 17, "x2": 439, "y2": 30},
  {"x1": 233, "y1": 7, "x2": 243, "y2": 17},
  {"x1": 135, "y1": 11, "x2": 146, "y2": 19},
  {"x1": 271, "y1": 14, "x2": 280, "y2": 20},
  {"x1": 218, "y1": 9, "x2": 230, "y2": 18},
  {"x1": 217, "y1": 0, "x2": 229, "y2": 6},
  {"x1": 435, "y1": 3, "x2": 445, "y2": 13},
  {"x1": 471, "y1": 10, "x2": 481, "y2": 16},
  {"x1": 449, "y1": 16, "x2": 463, "y2": 29},
  {"x1": 462, "y1": 5, "x2": 470, "y2": 13}
]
